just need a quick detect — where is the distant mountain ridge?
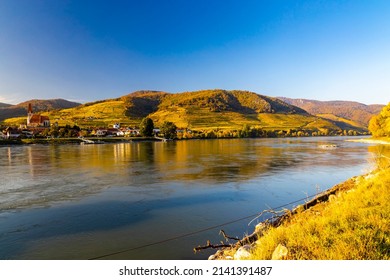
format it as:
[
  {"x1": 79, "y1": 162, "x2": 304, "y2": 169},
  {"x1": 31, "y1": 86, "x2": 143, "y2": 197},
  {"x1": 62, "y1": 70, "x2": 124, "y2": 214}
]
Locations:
[
  {"x1": 0, "y1": 99, "x2": 81, "y2": 121},
  {"x1": 17, "y1": 99, "x2": 81, "y2": 112},
  {"x1": 7, "y1": 89, "x2": 341, "y2": 133},
  {"x1": 279, "y1": 97, "x2": 384, "y2": 128},
  {"x1": 1, "y1": 90, "x2": 381, "y2": 134},
  {"x1": 0, "y1": 102, "x2": 12, "y2": 108}
]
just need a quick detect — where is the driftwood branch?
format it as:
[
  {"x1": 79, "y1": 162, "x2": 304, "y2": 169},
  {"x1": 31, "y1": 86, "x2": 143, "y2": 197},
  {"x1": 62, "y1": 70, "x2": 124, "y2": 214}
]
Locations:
[
  {"x1": 193, "y1": 240, "x2": 231, "y2": 253},
  {"x1": 193, "y1": 209, "x2": 289, "y2": 254},
  {"x1": 220, "y1": 230, "x2": 241, "y2": 243},
  {"x1": 193, "y1": 230, "x2": 243, "y2": 253},
  {"x1": 247, "y1": 208, "x2": 290, "y2": 227}
]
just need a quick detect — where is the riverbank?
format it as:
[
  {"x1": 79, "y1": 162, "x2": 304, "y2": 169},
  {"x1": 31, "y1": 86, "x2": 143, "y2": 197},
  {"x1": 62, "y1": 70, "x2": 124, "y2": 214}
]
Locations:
[
  {"x1": 210, "y1": 163, "x2": 390, "y2": 260},
  {"x1": 346, "y1": 137, "x2": 390, "y2": 145},
  {"x1": 0, "y1": 136, "x2": 165, "y2": 145},
  {"x1": 0, "y1": 134, "x2": 370, "y2": 146}
]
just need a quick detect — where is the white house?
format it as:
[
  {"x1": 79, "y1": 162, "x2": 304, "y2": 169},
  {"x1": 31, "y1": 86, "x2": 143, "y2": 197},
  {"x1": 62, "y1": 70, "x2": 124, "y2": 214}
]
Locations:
[
  {"x1": 125, "y1": 128, "x2": 140, "y2": 136},
  {"x1": 21, "y1": 130, "x2": 34, "y2": 138},
  {"x1": 107, "y1": 128, "x2": 121, "y2": 136},
  {"x1": 5, "y1": 128, "x2": 21, "y2": 139},
  {"x1": 95, "y1": 129, "x2": 107, "y2": 137},
  {"x1": 113, "y1": 123, "x2": 120, "y2": 129}
]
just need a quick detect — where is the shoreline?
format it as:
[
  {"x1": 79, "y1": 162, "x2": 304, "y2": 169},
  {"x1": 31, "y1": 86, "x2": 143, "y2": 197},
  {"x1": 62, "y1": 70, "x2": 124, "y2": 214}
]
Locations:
[
  {"x1": 345, "y1": 138, "x2": 390, "y2": 145},
  {"x1": 207, "y1": 174, "x2": 362, "y2": 260},
  {"x1": 209, "y1": 163, "x2": 390, "y2": 260},
  {"x1": 0, "y1": 134, "x2": 371, "y2": 146},
  {"x1": 0, "y1": 137, "x2": 165, "y2": 146}
]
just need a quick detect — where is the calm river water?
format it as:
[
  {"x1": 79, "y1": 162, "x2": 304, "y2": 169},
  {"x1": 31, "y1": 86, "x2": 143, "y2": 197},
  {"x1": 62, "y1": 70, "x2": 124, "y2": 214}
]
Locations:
[{"x1": 0, "y1": 137, "x2": 383, "y2": 259}]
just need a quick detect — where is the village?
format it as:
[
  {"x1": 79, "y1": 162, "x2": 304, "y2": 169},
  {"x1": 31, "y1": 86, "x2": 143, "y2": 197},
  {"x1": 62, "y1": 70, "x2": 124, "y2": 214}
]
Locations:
[{"x1": 0, "y1": 103, "x2": 171, "y2": 140}]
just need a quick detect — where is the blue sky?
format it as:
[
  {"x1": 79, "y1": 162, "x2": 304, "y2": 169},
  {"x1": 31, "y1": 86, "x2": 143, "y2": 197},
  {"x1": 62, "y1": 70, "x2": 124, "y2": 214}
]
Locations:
[{"x1": 0, "y1": 0, "x2": 389, "y2": 105}]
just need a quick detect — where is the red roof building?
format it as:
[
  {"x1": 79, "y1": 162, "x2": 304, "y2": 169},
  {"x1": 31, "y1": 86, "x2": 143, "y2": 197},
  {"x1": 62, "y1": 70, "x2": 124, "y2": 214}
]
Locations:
[{"x1": 27, "y1": 103, "x2": 50, "y2": 127}]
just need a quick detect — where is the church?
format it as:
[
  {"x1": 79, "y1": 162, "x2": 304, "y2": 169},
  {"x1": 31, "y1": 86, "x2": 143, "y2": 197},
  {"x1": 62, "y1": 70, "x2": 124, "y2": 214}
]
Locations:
[{"x1": 27, "y1": 103, "x2": 50, "y2": 127}]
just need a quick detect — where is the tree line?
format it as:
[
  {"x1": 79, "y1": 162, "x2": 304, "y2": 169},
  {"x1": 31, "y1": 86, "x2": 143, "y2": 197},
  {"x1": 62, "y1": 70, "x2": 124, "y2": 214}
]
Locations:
[
  {"x1": 140, "y1": 117, "x2": 177, "y2": 139},
  {"x1": 1, "y1": 116, "x2": 368, "y2": 140}
]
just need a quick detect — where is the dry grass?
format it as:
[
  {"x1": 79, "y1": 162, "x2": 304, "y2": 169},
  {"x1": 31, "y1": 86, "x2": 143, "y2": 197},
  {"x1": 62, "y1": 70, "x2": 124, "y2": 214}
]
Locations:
[
  {"x1": 3, "y1": 116, "x2": 26, "y2": 125},
  {"x1": 249, "y1": 164, "x2": 390, "y2": 260},
  {"x1": 46, "y1": 100, "x2": 138, "y2": 127}
]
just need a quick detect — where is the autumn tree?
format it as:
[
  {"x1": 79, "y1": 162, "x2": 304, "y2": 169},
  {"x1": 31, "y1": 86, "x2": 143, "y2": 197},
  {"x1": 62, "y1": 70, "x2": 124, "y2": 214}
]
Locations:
[
  {"x1": 160, "y1": 121, "x2": 177, "y2": 139},
  {"x1": 369, "y1": 102, "x2": 390, "y2": 137},
  {"x1": 139, "y1": 117, "x2": 154, "y2": 137}
]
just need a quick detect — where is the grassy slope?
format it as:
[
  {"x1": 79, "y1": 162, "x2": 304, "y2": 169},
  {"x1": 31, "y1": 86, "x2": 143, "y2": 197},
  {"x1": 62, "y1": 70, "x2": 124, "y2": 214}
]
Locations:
[
  {"x1": 46, "y1": 100, "x2": 133, "y2": 127},
  {"x1": 3, "y1": 116, "x2": 26, "y2": 126},
  {"x1": 317, "y1": 113, "x2": 367, "y2": 132},
  {"x1": 149, "y1": 90, "x2": 338, "y2": 131},
  {"x1": 258, "y1": 113, "x2": 336, "y2": 131},
  {"x1": 4, "y1": 99, "x2": 140, "y2": 128},
  {"x1": 280, "y1": 97, "x2": 384, "y2": 127},
  {"x1": 246, "y1": 153, "x2": 390, "y2": 259}
]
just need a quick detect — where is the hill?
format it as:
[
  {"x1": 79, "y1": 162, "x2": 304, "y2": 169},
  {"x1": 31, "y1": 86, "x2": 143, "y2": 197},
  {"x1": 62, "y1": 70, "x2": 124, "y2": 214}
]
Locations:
[
  {"x1": 4, "y1": 90, "x2": 372, "y2": 135},
  {"x1": 0, "y1": 99, "x2": 81, "y2": 122},
  {"x1": 0, "y1": 102, "x2": 12, "y2": 108},
  {"x1": 279, "y1": 97, "x2": 384, "y2": 131},
  {"x1": 10, "y1": 89, "x2": 342, "y2": 134},
  {"x1": 121, "y1": 90, "x2": 169, "y2": 118},
  {"x1": 17, "y1": 99, "x2": 81, "y2": 112},
  {"x1": 148, "y1": 89, "x2": 317, "y2": 129}
]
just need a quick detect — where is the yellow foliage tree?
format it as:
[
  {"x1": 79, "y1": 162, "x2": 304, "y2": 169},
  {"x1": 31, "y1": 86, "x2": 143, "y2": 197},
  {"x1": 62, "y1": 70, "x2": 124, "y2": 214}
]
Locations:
[{"x1": 369, "y1": 102, "x2": 390, "y2": 137}]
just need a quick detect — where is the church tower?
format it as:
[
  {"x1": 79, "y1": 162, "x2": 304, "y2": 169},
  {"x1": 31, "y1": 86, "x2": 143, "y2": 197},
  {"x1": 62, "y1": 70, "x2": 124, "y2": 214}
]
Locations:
[{"x1": 27, "y1": 103, "x2": 33, "y2": 125}]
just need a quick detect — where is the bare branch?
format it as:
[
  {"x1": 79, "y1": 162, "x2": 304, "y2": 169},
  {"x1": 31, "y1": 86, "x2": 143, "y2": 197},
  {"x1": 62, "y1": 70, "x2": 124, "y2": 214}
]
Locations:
[{"x1": 193, "y1": 240, "x2": 232, "y2": 253}]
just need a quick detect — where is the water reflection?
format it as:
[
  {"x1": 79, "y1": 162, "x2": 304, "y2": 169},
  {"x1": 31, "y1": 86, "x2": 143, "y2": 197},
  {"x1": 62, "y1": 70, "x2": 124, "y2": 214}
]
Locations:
[
  {"x1": 0, "y1": 138, "x2": 378, "y2": 211},
  {"x1": 0, "y1": 137, "x2": 383, "y2": 259}
]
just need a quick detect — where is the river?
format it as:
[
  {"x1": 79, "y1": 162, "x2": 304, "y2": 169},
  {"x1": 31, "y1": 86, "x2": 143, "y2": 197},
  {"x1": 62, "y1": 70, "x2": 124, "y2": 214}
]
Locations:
[{"x1": 0, "y1": 137, "x2": 382, "y2": 259}]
